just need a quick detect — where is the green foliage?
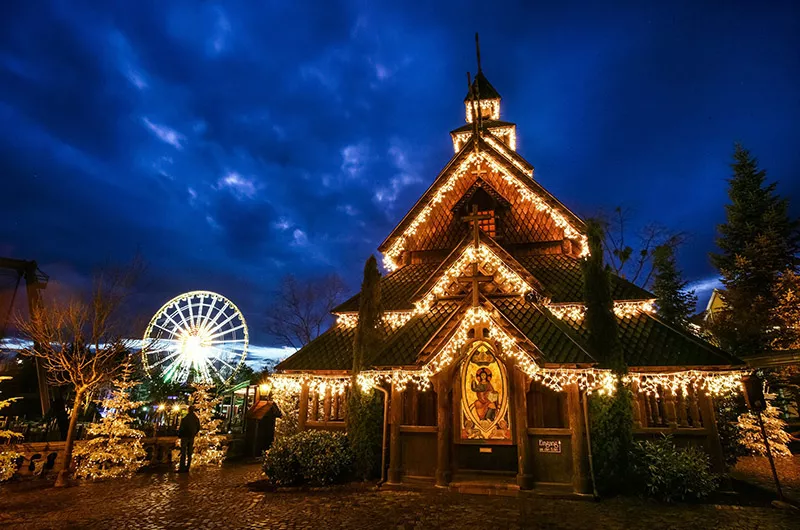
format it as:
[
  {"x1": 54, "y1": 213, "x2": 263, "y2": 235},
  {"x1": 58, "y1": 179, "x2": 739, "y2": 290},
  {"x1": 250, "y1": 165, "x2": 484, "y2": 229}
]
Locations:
[
  {"x1": 714, "y1": 393, "x2": 748, "y2": 469},
  {"x1": 262, "y1": 430, "x2": 353, "y2": 487},
  {"x1": 589, "y1": 383, "x2": 634, "y2": 495},
  {"x1": 737, "y1": 400, "x2": 792, "y2": 457},
  {"x1": 652, "y1": 244, "x2": 697, "y2": 328},
  {"x1": 582, "y1": 219, "x2": 625, "y2": 373},
  {"x1": 346, "y1": 389, "x2": 383, "y2": 480},
  {"x1": 632, "y1": 436, "x2": 720, "y2": 503},
  {"x1": 347, "y1": 255, "x2": 384, "y2": 480},
  {"x1": 710, "y1": 144, "x2": 800, "y2": 356},
  {"x1": 352, "y1": 255, "x2": 383, "y2": 373}
]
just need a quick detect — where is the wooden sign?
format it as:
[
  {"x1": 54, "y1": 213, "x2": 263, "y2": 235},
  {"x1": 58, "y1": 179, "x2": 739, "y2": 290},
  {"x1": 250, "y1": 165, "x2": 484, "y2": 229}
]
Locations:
[{"x1": 538, "y1": 439, "x2": 561, "y2": 454}]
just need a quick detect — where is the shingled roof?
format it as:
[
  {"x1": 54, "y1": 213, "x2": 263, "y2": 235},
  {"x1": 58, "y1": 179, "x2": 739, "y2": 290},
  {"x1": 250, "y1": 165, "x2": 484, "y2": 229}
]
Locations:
[
  {"x1": 514, "y1": 254, "x2": 653, "y2": 303},
  {"x1": 333, "y1": 262, "x2": 440, "y2": 312},
  {"x1": 464, "y1": 71, "x2": 501, "y2": 101},
  {"x1": 491, "y1": 298, "x2": 594, "y2": 365},
  {"x1": 371, "y1": 302, "x2": 460, "y2": 367},
  {"x1": 276, "y1": 325, "x2": 354, "y2": 372}
]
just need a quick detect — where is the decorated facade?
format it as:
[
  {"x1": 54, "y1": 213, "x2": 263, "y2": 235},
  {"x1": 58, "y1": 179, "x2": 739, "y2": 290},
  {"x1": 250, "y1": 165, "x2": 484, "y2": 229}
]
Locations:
[{"x1": 275, "y1": 58, "x2": 744, "y2": 493}]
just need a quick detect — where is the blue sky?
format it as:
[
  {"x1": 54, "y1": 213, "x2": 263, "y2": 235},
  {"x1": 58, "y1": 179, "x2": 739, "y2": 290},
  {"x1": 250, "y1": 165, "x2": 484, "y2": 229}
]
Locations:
[{"x1": 1, "y1": 1, "x2": 798, "y2": 359}]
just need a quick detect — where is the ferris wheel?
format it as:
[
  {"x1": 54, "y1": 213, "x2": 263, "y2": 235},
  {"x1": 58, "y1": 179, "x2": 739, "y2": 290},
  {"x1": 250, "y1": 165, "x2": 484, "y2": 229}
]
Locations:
[{"x1": 142, "y1": 291, "x2": 248, "y2": 385}]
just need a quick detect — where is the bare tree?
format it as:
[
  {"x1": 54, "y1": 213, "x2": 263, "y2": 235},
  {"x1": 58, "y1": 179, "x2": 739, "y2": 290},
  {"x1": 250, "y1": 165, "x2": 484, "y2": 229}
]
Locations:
[
  {"x1": 603, "y1": 206, "x2": 685, "y2": 288},
  {"x1": 264, "y1": 274, "x2": 348, "y2": 349},
  {"x1": 15, "y1": 259, "x2": 144, "y2": 487}
]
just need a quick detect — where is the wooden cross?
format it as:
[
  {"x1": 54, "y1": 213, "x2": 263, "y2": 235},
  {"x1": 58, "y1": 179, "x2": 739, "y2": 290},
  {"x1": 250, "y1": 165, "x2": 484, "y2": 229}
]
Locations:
[
  {"x1": 462, "y1": 204, "x2": 493, "y2": 248},
  {"x1": 458, "y1": 262, "x2": 494, "y2": 307}
]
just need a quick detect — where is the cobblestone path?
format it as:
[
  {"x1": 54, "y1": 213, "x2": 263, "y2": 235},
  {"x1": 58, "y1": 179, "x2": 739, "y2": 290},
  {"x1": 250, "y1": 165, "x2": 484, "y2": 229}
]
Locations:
[{"x1": 0, "y1": 464, "x2": 796, "y2": 529}]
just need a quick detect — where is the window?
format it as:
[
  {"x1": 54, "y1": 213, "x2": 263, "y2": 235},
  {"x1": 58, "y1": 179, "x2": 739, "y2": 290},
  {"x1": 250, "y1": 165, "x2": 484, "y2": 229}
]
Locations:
[{"x1": 477, "y1": 209, "x2": 496, "y2": 238}]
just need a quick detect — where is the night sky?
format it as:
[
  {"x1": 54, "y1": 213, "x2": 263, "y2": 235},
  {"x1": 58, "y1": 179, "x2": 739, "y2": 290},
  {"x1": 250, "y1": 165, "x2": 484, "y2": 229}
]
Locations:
[{"x1": 1, "y1": 1, "x2": 798, "y2": 361}]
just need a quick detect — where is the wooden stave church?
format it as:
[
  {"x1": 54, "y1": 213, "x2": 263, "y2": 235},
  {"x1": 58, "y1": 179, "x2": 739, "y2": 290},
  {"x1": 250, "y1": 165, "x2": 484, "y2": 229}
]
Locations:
[{"x1": 275, "y1": 63, "x2": 743, "y2": 494}]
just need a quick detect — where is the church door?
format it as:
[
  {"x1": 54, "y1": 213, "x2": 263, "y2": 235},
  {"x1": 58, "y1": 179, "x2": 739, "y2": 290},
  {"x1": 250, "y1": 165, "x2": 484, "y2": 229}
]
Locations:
[{"x1": 454, "y1": 341, "x2": 517, "y2": 473}]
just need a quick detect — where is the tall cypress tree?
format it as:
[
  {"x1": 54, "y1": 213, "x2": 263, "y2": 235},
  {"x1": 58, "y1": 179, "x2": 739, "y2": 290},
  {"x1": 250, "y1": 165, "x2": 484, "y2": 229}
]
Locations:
[
  {"x1": 652, "y1": 244, "x2": 697, "y2": 329},
  {"x1": 710, "y1": 144, "x2": 799, "y2": 356},
  {"x1": 346, "y1": 255, "x2": 384, "y2": 480},
  {"x1": 582, "y1": 219, "x2": 633, "y2": 495},
  {"x1": 583, "y1": 219, "x2": 625, "y2": 374}
]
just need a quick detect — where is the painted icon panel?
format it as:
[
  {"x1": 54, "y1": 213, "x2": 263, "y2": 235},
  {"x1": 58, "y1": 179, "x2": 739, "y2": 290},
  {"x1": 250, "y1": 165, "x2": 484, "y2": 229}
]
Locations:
[{"x1": 460, "y1": 341, "x2": 512, "y2": 442}]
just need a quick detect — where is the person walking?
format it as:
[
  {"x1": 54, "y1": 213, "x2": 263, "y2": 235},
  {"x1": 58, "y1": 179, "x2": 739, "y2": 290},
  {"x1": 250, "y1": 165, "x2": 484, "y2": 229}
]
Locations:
[{"x1": 178, "y1": 405, "x2": 201, "y2": 472}]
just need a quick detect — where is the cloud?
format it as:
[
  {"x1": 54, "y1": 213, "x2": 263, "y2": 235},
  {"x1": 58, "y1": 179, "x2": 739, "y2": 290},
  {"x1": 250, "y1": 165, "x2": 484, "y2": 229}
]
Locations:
[
  {"x1": 142, "y1": 117, "x2": 185, "y2": 149},
  {"x1": 217, "y1": 171, "x2": 257, "y2": 199}
]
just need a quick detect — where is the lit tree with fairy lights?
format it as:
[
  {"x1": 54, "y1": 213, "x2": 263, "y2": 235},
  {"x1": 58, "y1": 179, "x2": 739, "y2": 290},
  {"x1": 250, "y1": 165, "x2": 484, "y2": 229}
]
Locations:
[
  {"x1": 174, "y1": 384, "x2": 226, "y2": 468},
  {"x1": 737, "y1": 397, "x2": 792, "y2": 458},
  {"x1": 73, "y1": 368, "x2": 147, "y2": 480},
  {"x1": 0, "y1": 376, "x2": 23, "y2": 482}
]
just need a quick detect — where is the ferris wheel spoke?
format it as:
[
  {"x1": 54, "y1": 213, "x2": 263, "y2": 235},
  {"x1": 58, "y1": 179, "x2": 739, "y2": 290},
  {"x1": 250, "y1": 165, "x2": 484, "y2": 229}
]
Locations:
[
  {"x1": 204, "y1": 311, "x2": 240, "y2": 338},
  {"x1": 185, "y1": 295, "x2": 197, "y2": 330},
  {"x1": 207, "y1": 324, "x2": 246, "y2": 341},
  {"x1": 200, "y1": 302, "x2": 229, "y2": 335},
  {"x1": 148, "y1": 350, "x2": 183, "y2": 368},
  {"x1": 161, "y1": 310, "x2": 189, "y2": 337},
  {"x1": 150, "y1": 322, "x2": 181, "y2": 338}
]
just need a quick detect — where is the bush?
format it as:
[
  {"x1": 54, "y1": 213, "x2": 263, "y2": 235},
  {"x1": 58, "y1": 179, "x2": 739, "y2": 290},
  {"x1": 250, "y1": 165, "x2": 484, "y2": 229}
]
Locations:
[
  {"x1": 589, "y1": 384, "x2": 634, "y2": 495},
  {"x1": 346, "y1": 390, "x2": 383, "y2": 480},
  {"x1": 632, "y1": 436, "x2": 719, "y2": 503},
  {"x1": 263, "y1": 430, "x2": 353, "y2": 487}
]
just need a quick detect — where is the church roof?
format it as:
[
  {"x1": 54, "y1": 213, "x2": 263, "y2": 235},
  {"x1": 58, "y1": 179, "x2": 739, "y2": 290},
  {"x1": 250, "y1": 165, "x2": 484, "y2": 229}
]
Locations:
[
  {"x1": 377, "y1": 135, "x2": 579, "y2": 255},
  {"x1": 277, "y1": 70, "x2": 740, "y2": 377},
  {"x1": 464, "y1": 71, "x2": 501, "y2": 102},
  {"x1": 450, "y1": 119, "x2": 516, "y2": 134}
]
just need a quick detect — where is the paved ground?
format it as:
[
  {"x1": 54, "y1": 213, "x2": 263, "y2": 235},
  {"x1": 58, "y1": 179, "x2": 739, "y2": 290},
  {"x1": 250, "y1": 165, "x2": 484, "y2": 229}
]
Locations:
[
  {"x1": 0, "y1": 464, "x2": 797, "y2": 529},
  {"x1": 732, "y1": 455, "x2": 800, "y2": 503}
]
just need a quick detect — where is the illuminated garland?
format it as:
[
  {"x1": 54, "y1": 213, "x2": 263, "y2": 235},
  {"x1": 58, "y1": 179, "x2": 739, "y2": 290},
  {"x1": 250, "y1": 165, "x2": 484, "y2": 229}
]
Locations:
[
  {"x1": 336, "y1": 311, "x2": 415, "y2": 330},
  {"x1": 421, "y1": 306, "x2": 617, "y2": 395},
  {"x1": 466, "y1": 99, "x2": 500, "y2": 123},
  {"x1": 382, "y1": 152, "x2": 588, "y2": 271},
  {"x1": 453, "y1": 127, "x2": 517, "y2": 154},
  {"x1": 415, "y1": 244, "x2": 531, "y2": 313},
  {"x1": 357, "y1": 370, "x2": 432, "y2": 392},
  {"x1": 624, "y1": 371, "x2": 746, "y2": 398},
  {"x1": 547, "y1": 300, "x2": 657, "y2": 321},
  {"x1": 271, "y1": 373, "x2": 352, "y2": 397}
]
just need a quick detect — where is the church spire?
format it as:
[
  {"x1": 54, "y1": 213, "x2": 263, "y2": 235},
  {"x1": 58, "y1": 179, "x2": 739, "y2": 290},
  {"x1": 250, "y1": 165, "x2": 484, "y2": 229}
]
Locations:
[{"x1": 464, "y1": 34, "x2": 501, "y2": 124}]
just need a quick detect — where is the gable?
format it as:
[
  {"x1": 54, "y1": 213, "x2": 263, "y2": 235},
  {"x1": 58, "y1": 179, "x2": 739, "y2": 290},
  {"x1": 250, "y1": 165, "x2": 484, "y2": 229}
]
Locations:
[{"x1": 378, "y1": 136, "x2": 587, "y2": 270}]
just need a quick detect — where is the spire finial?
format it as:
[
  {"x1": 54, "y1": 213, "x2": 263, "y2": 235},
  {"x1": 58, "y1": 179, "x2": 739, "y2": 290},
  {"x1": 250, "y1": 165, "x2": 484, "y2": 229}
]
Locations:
[{"x1": 475, "y1": 32, "x2": 482, "y2": 73}]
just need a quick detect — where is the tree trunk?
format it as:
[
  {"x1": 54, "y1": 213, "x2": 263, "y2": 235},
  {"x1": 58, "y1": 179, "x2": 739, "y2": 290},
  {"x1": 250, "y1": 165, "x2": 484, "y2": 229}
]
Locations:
[{"x1": 55, "y1": 390, "x2": 83, "y2": 487}]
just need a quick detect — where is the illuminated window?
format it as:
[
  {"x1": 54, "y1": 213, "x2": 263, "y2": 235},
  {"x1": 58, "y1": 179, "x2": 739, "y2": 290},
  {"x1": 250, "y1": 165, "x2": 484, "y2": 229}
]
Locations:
[{"x1": 477, "y1": 210, "x2": 496, "y2": 238}]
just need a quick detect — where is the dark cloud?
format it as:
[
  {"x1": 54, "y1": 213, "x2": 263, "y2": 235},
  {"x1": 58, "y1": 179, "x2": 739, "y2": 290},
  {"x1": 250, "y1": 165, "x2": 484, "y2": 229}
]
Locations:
[{"x1": 1, "y1": 1, "x2": 798, "y2": 346}]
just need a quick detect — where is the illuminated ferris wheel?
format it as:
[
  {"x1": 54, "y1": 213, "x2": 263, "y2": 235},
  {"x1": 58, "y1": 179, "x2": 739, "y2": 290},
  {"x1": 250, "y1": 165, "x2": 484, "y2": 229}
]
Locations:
[{"x1": 142, "y1": 291, "x2": 248, "y2": 385}]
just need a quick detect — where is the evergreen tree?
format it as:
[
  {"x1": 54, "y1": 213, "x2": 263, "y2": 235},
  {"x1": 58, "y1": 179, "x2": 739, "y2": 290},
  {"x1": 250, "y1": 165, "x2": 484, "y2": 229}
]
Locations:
[
  {"x1": 737, "y1": 398, "x2": 792, "y2": 457},
  {"x1": 346, "y1": 255, "x2": 384, "y2": 480},
  {"x1": 582, "y1": 220, "x2": 633, "y2": 495},
  {"x1": 74, "y1": 369, "x2": 147, "y2": 480},
  {"x1": 0, "y1": 376, "x2": 22, "y2": 482},
  {"x1": 771, "y1": 269, "x2": 800, "y2": 350},
  {"x1": 710, "y1": 144, "x2": 800, "y2": 356},
  {"x1": 175, "y1": 385, "x2": 226, "y2": 468},
  {"x1": 583, "y1": 219, "x2": 625, "y2": 374},
  {"x1": 652, "y1": 244, "x2": 697, "y2": 328}
]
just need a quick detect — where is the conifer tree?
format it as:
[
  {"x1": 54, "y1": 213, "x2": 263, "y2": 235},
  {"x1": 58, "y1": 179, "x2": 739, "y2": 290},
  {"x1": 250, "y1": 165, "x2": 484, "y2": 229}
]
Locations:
[
  {"x1": 0, "y1": 376, "x2": 22, "y2": 482},
  {"x1": 178, "y1": 385, "x2": 227, "y2": 468},
  {"x1": 737, "y1": 398, "x2": 792, "y2": 457},
  {"x1": 652, "y1": 244, "x2": 697, "y2": 328},
  {"x1": 346, "y1": 255, "x2": 384, "y2": 480},
  {"x1": 582, "y1": 219, "x2": 633, "y2": 495},
  {"x1": 710, "y1": 144, "x2": 799, "y2": 356},
  {"x1": 74, "y1": 368, "x2": 147, "y2": 480}
]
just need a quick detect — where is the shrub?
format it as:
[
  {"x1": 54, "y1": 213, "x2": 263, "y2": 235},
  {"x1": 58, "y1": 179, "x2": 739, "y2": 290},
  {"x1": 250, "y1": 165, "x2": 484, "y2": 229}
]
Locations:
[
  {"x1": 0, "y1": 451, "x2": 22, "y2": 482},
  {"x1": 632, "y1": 436, "x2": 719, "y2": 503},
  {"x1": 263, "y1": 430, "x2": 353, "y2": 487},
  {"x1": 346, "y1": 389, "x2": 383, "y2": 480},
  {"x1": 589, "y1": 384, "x2": 634, "y2": 495}
]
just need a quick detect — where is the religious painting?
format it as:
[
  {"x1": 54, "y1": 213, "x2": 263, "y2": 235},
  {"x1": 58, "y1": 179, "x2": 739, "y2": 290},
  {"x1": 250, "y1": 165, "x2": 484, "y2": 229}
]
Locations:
[{"x1": 460, "y1": 341, "x2": 512, "y2": 442}]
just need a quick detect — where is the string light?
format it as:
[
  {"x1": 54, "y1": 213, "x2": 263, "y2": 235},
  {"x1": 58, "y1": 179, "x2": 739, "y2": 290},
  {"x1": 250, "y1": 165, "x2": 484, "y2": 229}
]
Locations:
[
  {"x1": 357, "y1": 370, "x2": 432, "y2": 392},
  {"x1": 415, "y1": 244, "x2": 531, "y2": 313},
  {"x1": 271, "y1": 373, "x2": 352, "y2": 398},
  {"x1": 383, "y1": 151, "x2": 588, "y2": 271},
  {"x1": 466, "y1": 99, "x2": 500, "y2": 123},
  {"x1": 453, "y1": 127, "x2": 517, "y2": 154},
  {"x1": 336, "y1": 311, "x2": 414, "y2": 330},
  {"x1": 547, "y1": 300, "x2": 657, "y2": 321},
  {"x1": 624, "y1": 371, "x2": 746, "y2": 398}
]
